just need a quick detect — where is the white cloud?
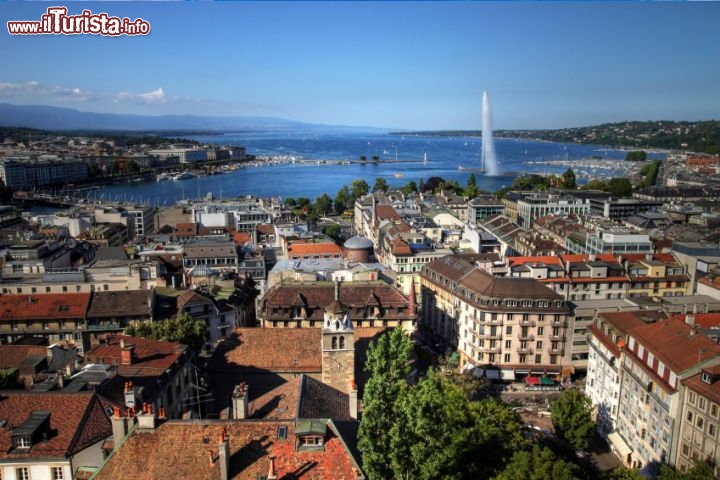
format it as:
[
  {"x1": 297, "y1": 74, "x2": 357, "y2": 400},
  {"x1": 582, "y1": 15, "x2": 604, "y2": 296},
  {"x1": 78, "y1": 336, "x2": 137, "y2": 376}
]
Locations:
[
  {"x1": 114, "y1": 87, "x2": 168, "y2": 104},
  {"x1": 0, "y1": 80, "x2": 171, "y2": 105}
]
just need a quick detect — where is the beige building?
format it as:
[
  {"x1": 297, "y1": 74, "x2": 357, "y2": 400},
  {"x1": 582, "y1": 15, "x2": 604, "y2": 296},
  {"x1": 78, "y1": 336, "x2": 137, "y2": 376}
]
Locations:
[{"x1": 420, "y1": 255, "x2": 571, "y2": 381}]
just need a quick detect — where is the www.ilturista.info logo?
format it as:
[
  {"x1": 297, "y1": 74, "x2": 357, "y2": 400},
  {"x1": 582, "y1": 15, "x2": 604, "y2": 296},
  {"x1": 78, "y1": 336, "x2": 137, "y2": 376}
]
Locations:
[{"x1": 7, "y1": 7, "x2": 150, "y2": 36}]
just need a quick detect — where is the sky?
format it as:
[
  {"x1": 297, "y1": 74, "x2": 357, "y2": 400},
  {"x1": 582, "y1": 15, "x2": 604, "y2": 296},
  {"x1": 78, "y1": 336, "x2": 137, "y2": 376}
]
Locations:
[{"x1": 1, "y1": 2, "x2": 719, "y2": 131}]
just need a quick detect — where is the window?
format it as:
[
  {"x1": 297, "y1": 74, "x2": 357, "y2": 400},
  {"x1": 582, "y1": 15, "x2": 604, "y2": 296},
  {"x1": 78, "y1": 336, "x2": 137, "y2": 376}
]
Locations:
[
  {"x1": 16, "y1": 468, "x2": 29, "y2": 480},
  {"x1": 277, "y1": 426, "x2": 288, "y2": 440},
  {"x1": 52, "y1": 467, "x2": 64, "y2": 480},
  {"x1": 503, "y1": 354, "x2": 510, "y2": 363},
  {"x1": 331, "y1": 336, "x2": 337, "y2": 349},
  {"x1": 709, "y1": 424, "x2": 717, "y2": 437},
  {"x1": 537, "y1": 327, "x2": 544, "y2": 336},
  {"x1": 16, "y1": 437, "x2": 31, "y2": 449},
  {"x1": 339, "y1": 336, "x2": 345, "y2": 349}
]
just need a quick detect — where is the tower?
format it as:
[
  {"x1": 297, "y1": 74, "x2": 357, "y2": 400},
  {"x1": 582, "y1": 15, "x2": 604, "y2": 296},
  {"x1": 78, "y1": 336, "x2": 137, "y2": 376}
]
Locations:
[{"x1": 321, "y1": 281, "x2": 355, "y2": 392}]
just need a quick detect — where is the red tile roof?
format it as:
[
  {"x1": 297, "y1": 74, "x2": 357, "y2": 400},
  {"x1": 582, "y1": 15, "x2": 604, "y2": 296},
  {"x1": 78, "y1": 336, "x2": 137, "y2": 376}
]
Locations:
[
  {"x1": 630, "y1": 319, "x2": 720, "y2": 374},
  {"x1": 0, "y1": 293, "x2": 91, "y2": 321},
  {"x1": 174, "y1": 223, "x2": 197, "y2": 237},
  {"x1": 208, "y1": 328, "x2": 322, "y2": 374},
  {"x1": 93, "y1": 419, "x2": 360, "y2": 480},
  {"x1": 85, "y1": 335, "x2": 187, "y2": 377},
  {"x1": 507, "y1": 256, "x2": 562, "y2": 266},
  {"x1": 232, "y1": 231, "x2": 252, "y2": 245},
  {"x1": 0, "y1": 345, "x2": 47, "y2": 369},
  {"x1": 669, "y1": 313, "x2": 720, "y2": 329},
  {"x1": 288, "y1": 242, "x2": 343, "y2": 256},
  {"x1": 0, "y1": 392, "x2": 111, "y2": 459}
]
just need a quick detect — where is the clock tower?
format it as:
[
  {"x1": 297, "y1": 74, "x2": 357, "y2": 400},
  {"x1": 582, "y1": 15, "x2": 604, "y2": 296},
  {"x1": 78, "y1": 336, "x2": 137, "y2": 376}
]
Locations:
[{"x1": 321, "y1": 282, "x2": 355, "y2": 393}]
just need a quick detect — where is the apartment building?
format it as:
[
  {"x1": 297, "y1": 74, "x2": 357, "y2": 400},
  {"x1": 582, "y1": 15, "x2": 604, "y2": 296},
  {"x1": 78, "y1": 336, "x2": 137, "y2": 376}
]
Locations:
[
  {"x1": 624, "y1": 253, "x2": 691, "y2": 298},
  {"x1": 616, "y1": 319, "x2": 720, "y2": 473},
  {"x1": 420, "y1": 255, "x2": 571, "y2": 381},
  {"x1": 516, "y1": 192, "x2": 590, "y2": 229}
]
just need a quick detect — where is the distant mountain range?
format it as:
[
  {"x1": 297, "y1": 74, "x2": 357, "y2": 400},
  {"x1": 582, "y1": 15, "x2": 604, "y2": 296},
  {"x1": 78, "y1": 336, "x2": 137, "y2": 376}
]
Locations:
[{"x1": 0, "y1": 103, "x2": 380, "y2": 132}]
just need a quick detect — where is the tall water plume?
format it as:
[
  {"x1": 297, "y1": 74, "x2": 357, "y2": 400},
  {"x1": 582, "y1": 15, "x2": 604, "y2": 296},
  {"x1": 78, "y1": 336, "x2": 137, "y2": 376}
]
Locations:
[{"x1": 481, "y1": 91, "x2": 499, "y2": 176}]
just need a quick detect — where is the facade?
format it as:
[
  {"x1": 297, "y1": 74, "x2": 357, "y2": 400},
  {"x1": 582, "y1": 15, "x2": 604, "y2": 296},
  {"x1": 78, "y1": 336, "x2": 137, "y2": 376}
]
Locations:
[
  {"x1": 0, "y1": 392, "x2": 111, "y2": 480},
  {"x1": 0, "y1": 293, "x2": 90, "y2": 354},
  {"x1": 85, "y1": 290, "x2": 154, "y2": 347},
  {"x1": 624, "y1": 253, "x2": 691, "y2": 298},
  {"x1": 468, "y1": 195, "x2": 506, "y2": 223},
  {"x1": 0, "y1": 159, "x2": 89, "y2": 190},
  {"x1": 516, "y1": 192, "x2": 590, "y2": 230},
  {"x1": 588, "y1": 198, "x2": 664, "y2": 219},
  {"x1": 176, "y1": 289, "x2": 238, "y2": 344},
  {"x1": 677, "y1": 366, "x2": 720, "y2": 477},
  {"x1": 258, "y1": 280, "x2": 417, "y2": 331},
  {"x1": 182, "y1": 240, "x2": 239, "y2": 274},
  {"x1": 615, "y1": 319, "x2": 720, "y2": 473},
  {"x1": 420, "y1": 255, "x2": 571, "y2": 381},
  {"x1": 586, "y1": 311, "x2": 663, "y2": 444},
  {"x1": 568, "y1": 228, "x2": 653, "y2": 255}
]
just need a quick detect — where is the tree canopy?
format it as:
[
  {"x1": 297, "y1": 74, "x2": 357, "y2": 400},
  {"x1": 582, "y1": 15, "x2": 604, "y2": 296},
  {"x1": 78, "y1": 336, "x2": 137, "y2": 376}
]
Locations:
[
  {"x1": 372, "y1": 177, "x2": 389, "y2": 193},
  {"x1": 357, "y1": 329, "x2": 413, "y2": 480},
  {"x1": 494, "y1": 445, "x2": 586, "y2": 480},
  {"x1": 657, "y1": 461, "x2": 715, "y2": 480},
  {"x1": 550, "y1": 389, "x2": 596, "y2": 451},
  {"x1": 124, "y1": 312, "x2": 208, "y2": 351}
]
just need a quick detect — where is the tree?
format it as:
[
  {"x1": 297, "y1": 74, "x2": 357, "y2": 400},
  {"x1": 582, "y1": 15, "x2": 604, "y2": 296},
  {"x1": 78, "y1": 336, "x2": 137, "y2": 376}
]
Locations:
[
  {"x1": 606, "y1": 466, "x2": 649, "y2": 480},
  {"x1": 125, "y1": 313, "x2": 208, "y2": 351},
  {"x1": 657, "y1": 461, "x2": 715, "y2": 480},
  {"x1": 423, "y1": 176, "x2": 445, "y2": 193},
  {"x1": 625, "y1": 151, "x2": 647, "y2": 161},
  {"x1": 312, "y1": 193, "x2": 333, "y2": 217},
  {"x1": 323, "y1": 223, "x2": 342, "y2": 240},
  {"x1": 372, "y1": 177, "x2": 389, "y2": 193},
  {"x1": 389, "y1": 369, "x2": 476, "y2": 480},
  {"x1": 561, "y1": 168, "x2": 577, "y2": 189},
  {"x1": 465, "y1": 173, "x2": 479, "y2": 198},
  {"x1": 550, "y1": 389, "x2": 596, "y2": 451},
  {"x1": 606, "y1": 178, "x2": 633, "y2": 197},
  {"x1": 357, "y1": 329, "x2": 413, "y2": 480},
  {"x1": 284, "y1": 197, "x2": 297, "y2": 208},
  {"x1": 334, "y1": 185, "x2": 352, "y2": 213},
  {"x1": 494, "y1": 445, "x2": 585, "y2": 480},
  {"x1": 350, "y1": 179, "x2": 370, "y2": 201},
  {"x1": 400, "y1": 180, "x2": 418, "y2": 196}
]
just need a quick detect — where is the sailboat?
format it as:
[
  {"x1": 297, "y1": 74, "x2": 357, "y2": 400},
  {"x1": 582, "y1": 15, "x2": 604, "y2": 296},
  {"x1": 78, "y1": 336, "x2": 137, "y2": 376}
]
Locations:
[{"x1": 423, "y1": 152, "x2": 427, "y2": 165}]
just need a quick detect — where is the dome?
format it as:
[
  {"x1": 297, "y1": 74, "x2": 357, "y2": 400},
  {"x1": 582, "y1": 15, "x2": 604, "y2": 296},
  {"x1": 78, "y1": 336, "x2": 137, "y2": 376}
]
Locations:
[{"x1": 344, "y1": 235, "x2": 373, "y2": 250}]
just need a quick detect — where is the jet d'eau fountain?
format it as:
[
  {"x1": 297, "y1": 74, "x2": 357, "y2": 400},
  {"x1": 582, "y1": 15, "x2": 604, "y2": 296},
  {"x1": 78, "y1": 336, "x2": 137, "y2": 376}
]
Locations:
[{"x1": 481, "y1": 91, "x2": 500, "y2": 176}]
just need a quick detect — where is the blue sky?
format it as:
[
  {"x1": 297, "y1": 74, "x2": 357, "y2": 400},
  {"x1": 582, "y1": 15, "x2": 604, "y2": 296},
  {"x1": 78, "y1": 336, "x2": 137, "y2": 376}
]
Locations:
[{"x1": 1, "y1": 2, "x2": 718, "y2": 130}]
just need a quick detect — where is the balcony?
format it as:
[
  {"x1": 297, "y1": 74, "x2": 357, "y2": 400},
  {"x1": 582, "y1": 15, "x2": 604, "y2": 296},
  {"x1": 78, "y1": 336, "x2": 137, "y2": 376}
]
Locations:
[
  {"x1": 517, "y1": 347, "x2": 534, "y2": 355},
  {"x1": 87, "y1": 323, "x2": 122, "y2": 331},
  {"x1": 486, "y1": 318, "x2": 503, "y2": 326},
  {"x1": 518, "y1": 334, "x2": 535, "y2": 341}
]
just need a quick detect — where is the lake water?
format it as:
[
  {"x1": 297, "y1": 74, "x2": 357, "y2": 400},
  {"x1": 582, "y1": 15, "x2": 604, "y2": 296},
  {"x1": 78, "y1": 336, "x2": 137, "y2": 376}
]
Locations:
[{"x1": 86, "y1": 131, "x2": 665, "y2": 205}]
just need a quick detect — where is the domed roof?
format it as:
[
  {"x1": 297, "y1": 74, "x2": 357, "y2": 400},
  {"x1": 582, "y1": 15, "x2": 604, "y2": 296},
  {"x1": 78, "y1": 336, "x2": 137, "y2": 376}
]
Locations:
[{"x1": 344, "y1": 235, "x2": 373, "y2": 250}]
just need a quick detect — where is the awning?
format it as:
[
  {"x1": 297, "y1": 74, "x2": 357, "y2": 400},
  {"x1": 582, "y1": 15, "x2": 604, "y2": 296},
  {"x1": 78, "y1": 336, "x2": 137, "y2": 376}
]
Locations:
[
  {"x1": 515, "y1": 369, "x2": 530, "y2": 374},
  {"x1": 472, "y1": 368, "x2": 485, "y2": 378},
  {"x1": 485, "y1": 369, "x2": 500, "y2": 380},
  {"x1": 540, "y1": 377, "x2": 555, "y2": 386},
  {"x1": 526, "y1": 376, "x2": 541, "y2": 385},
  {"x1": 501, "y1": 370, "x2": 516, "y2": 380},
  {"x1": 463, "y1": 362, "x2": 475, "y2": 372},
  {"x1": 608, "y1": 431, "x2": 632, "y2": 458}
]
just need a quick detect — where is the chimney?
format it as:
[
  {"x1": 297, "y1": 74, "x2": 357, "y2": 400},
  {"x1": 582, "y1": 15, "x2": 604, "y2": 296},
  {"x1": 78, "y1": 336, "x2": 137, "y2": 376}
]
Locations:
[
  {"x1": 120, "y1": 341, "x2": 135, "y2": 366},
  {"x1": 231, "y1": 383, "x2": 249, "y2": 420},
  {"x1": 685, "y1": 314, "x2": 696, "y2": 326},
  {"x1": 111, "y1": 406, "x2": 129, "y2": 445},
  {"x1": 219, "y1": 427, "x2": 230, "y2": 480},
  {"x1": 267, "y1": 454, "x2": 277, "y2": 480},
  {"x1": 137, "y1": 402, "x2": 158, "y2": 430},
  {"x1": 349, "y1": 379, "x2": 358, "y2": 420}
]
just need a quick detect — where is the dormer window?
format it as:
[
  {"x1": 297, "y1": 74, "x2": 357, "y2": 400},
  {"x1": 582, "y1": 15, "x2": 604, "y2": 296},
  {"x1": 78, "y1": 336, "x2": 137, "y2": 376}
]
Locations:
[
  {"x1": 11, "y1": 410, "x2": 51, "y2": 452},
  {"x1": 295, "y1": 419, "x2": 326, "y2": 451},
  {"x1": 702, "y1": 372, "x2": 714, "y2": 385}
]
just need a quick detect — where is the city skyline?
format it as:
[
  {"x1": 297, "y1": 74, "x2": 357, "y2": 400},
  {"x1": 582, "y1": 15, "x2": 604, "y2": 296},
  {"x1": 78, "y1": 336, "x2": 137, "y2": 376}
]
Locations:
[{"x1": 1, "y1": 2, "x2": 719, "y2": 131}]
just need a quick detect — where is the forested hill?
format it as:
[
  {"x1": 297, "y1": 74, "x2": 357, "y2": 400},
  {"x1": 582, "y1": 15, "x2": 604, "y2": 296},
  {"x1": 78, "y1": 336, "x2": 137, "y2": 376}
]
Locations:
[{"x1": 392, "y1": 120, "x2": 720, "y2": 154}]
